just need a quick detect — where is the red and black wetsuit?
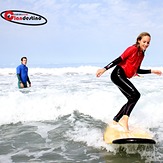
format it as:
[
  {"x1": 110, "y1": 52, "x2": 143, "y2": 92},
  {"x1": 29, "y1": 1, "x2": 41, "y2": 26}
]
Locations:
[{"x1": 104, "y1": 45, "x2": 151, "y2": 122}]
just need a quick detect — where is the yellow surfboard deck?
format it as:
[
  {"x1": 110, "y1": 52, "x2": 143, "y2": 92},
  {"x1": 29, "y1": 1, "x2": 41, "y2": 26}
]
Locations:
[{"x1": 104, "y1": 124, "x2": 154, "y2": 144}]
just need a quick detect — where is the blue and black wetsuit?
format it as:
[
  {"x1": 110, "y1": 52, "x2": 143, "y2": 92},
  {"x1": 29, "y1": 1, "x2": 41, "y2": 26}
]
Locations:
[{"x1": 16, "y1": 64, "x2": 31, "y2": 88}]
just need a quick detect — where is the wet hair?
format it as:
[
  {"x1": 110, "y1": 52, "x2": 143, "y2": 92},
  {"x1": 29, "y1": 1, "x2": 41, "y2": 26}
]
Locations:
[
  {"x1": 21, "y1": 57, "x2": 27, "y2": 61},
  {"x1": 135, "y1": 32, "x2": 151, "y2": 47}
]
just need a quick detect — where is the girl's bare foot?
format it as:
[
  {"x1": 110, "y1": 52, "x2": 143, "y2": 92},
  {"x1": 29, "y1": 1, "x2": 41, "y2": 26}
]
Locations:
[
  {"x1": 118, "y1": 115, "x2": 129, "y2": 132},
  {"x1": 109, "y1": 120, "x2": 118, "y2": 128},
  {"x1": 112, "y1": 120, "x2": 118, "y2": 125}
]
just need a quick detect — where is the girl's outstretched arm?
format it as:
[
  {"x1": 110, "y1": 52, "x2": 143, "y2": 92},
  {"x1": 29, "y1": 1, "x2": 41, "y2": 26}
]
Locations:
[{"x1": 96, "y1": 56, "x2": 122, "y2": 77}]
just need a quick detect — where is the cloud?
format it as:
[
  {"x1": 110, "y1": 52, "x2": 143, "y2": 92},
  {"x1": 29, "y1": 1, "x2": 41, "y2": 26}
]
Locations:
[
  {"x1": 2, "y1": 0, "x2": 162, "y2": 33},
  {"x1": 1, "y1": 0, "x2": 163, "y2": 65}
]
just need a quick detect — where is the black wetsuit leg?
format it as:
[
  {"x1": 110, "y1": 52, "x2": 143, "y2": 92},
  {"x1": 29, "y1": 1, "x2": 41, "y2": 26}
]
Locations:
[{"x1": 111, "y1": 66, "x2": 140, "y2": 122}]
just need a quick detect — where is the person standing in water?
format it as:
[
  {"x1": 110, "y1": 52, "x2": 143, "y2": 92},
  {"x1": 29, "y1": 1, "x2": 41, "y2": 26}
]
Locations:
[
  {"x1": 16, "y1": 57, "x2": 31, "y2": 88},
  {"x1": 96, "y1": 32, "x2": 162, "y2": 132}
]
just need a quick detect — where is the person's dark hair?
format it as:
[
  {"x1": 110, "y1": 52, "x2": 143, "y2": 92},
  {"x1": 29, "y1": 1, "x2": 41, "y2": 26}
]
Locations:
[
  {"x1": 135, "y1": 32, "x2": 151, "y2": 47},
  {"x1": 21, "y1": 57, "x2": 27, "y2": 61}
]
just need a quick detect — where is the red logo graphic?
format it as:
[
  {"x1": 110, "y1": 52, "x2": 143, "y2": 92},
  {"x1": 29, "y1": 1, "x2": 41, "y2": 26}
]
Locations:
[
  {"x1": 4, "y1": 10, "x2": 14, "y2": 21},
  {"x1": 1, "y1": 10, "x2": 47, "y2": 26}
]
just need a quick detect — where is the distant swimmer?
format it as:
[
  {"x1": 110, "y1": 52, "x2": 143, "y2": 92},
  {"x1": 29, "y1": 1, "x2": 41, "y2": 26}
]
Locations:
[
  {"x1": 96, "y1": 32, "x2": 162, "y2": 132},
  {"x1": 16, "y1": 57, "x2": 31, "y2": 88}
]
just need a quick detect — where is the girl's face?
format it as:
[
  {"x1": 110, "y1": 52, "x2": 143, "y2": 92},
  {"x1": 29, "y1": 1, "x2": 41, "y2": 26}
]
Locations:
[{"x1": 138, "y1": 36, "x2": 151, "y2": 51}]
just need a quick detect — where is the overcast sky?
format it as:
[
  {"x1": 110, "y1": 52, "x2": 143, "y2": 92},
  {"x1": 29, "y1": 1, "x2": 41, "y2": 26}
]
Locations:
[{"x1": 1, "y1": 0, "x2": 163, "y2": 67}]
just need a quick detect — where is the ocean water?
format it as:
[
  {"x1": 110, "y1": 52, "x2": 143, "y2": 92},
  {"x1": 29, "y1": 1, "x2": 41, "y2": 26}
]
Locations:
[{"x1": 0, "y1": 66, "x2": 163, "y2": 163}]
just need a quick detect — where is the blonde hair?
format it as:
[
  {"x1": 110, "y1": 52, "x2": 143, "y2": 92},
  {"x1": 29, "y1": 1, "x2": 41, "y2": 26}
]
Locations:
[{"x1": 136, "y1": 32, "x2": 151, "y2": 47}]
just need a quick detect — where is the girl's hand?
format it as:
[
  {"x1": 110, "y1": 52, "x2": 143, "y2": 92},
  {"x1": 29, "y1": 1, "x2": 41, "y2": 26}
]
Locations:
[
  {"x1": 96, "y1": 68, "x2": 106, "y2": 77},
  {"x1": 151, "y1": 70, "x2": 162, "y2": 76}
]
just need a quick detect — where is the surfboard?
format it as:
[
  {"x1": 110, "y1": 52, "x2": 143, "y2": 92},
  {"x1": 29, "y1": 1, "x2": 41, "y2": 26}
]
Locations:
[
  {"x1": 103, "y1": 124, "x2": 156, "y2": 144},
  {"x1": 112, "y1": 138, "x2": 156, "y2": 144}
]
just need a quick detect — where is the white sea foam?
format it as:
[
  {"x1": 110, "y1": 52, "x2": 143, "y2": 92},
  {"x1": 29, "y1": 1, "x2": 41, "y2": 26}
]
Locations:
[
  {"x1": 0, "y1": 66, "x2": 163, "y2": 125},
  {"x1": 0, "y1": 66, "x2": 163, "y2": 161}
]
